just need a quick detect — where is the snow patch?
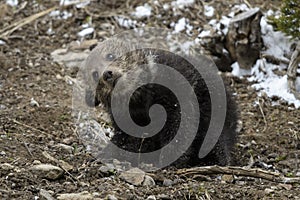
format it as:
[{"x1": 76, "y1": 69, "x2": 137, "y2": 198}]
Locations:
[
  {"x1": 171, "y1": 0, "x2": 194, "y2": 9},
  {"x1": 6, "y1": 0, "x2": 18, "y2": 7},
  {"x1": 0, "y1": 40, "x2": 6, "y2": 45},
  {"x1": 59, "y1": 0, "x2": 90, "y2": 8},
  {"x1": 231, "y1": 62, "x2": 252, "y2": 77},
  {"x1": 172, "y1": 18, "x2": 191, "y2": 33},
  {"x1": 77, "y1": 27, "x2": 94, "y2": 37},
  {"x1": 132, "y1": 3, "x2": 152, "y2": 18},
  {"x1": 115, "y1": 17, "x2": 137, "y2": 29},
  {"x1": 253, "y1": 75, "x2": 300, "y2": 108},
  {"x1": 49, "y1": 10, "x2": 73, "y2": 20},
  {"x1": 204, "y1": 5, "x2": 215, "y2": 17}
]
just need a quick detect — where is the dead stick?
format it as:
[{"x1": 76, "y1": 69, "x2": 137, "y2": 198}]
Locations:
[
  {"x1": 0, "y1": 1, "x2": 83, "y2": 38},
  {"x1": 0, "y1": 6, "x2": 58, "y2": 37},
  {"x1": 9, "y1": 118, "x2": 48, "y2": 135},
  {"x1": 177, "y1": 165, "x2": 300, "y2": 184},
  {"x1": 287, "y1": 42, "x2": 300, "y2": 100}
]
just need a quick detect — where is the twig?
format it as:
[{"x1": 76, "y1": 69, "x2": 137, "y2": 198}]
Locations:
[
  {"x1": 8, "y1": 118, "x2": 48, "y2": 135},
  {"x1": 0, "y1": 6, "x2": 58, "y2": 38},
  {"x1": 22, "y1": 141, "x2": 33, "y2": 158},
  {"x1": 261, "y1": 54, "x2": 290, "y2": 65},
  {"x1": 257, "y1": 97, "x2": 267, "y2": 132},
  {"x1": 177, "y1": 165, "x2": 300, "y2": 184},
  {"x1": 0, "y1": 1, "x2": 83, "y2": 38}
]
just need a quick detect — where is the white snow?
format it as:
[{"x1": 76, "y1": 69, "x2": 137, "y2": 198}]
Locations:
[
  {"x1": 171, "y1": 0, "x2": 194, "y2": 9},
  {"x1": 49, "y1": 10, "x2": 73, "y2": 20},
  {"x1": 163, "y1": 3, "x2": 170, "y2": 10},
  {"x1": 198, "y1": 30, "x2": 211, "y2": 38},
  {"x1": 115, "y1": 16, "x2": 137, "y2": 29},
  {"x1": 132, "y1": 3, "x2": 152, "y2": 18},
  {"x1": 59, "y1": 0, "x2": 90, "y2": 8},
  {"x1": 171, "y1": 17, "x2": 193, "y2": 33},
  {"x1": 0, "y1": 40, "x2": 6, "y2": 45},
  {"x1": 6, "y1": 0, "x2": 18, "y2": 7},
  {"x1": 77, "y1": 27, "x2": 94, "y2": 37},
  {"x1": 253, "y1": 74, "x2": 300, "y2": 108},
  {"x1": 230, "y1": 15, "x2": 300, "y2": 108},
  {"x1": 204, "y1": 5, "x2": 215, "y2": 17},
  {"x1": 231, "y1": 62, "x2": 252, "y2": 77}
]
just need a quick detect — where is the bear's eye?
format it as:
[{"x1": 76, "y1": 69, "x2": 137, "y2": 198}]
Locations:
[
  {"x1": 106, "y1": 53, "x2": 116, "y2": 61},
  {"x1": 92, "y1": 71, "x2": 99, "y2": 82}
]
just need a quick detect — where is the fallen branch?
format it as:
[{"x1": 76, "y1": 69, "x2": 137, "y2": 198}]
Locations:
[
  {"x1": 0, "y1": 1, "x2": 83, "y2": 38},
  {"x1": 261, "y1": 54, "x2": 290, "y2": 65},
  {"x1": 287, "y1": 42, "x2": 300, "y2": 100},
  {"x1": 177, "y1": 165, "x2": 300, "y2": 184},
  {"x1": 0, "y1": 6, "x2": 58, "y2": 38}
]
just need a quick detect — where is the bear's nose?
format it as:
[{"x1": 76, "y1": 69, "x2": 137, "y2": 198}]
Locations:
[{"x1": 103, "y1": 70, "x2": 113, "y2": 81}]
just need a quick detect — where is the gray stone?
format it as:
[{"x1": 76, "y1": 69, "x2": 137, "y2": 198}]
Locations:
[
  {"x1": 146, "y1": 195, "x2": 156, "y2": 200},
  {"x1": 57, "y1": 191, "x2": 93, "y2": 200},
  {"x1": 119, "y1": 168, "x2": 145, "y2": 186},
  {"x1": 143, "y1": 175, "x2": 155, "y2": 186},
  {"x1": 106, "y1": 194, "x2": 118, "y2": 200},
  {"x1": 163, "y1": 179, "x2": 173, "y2": 187},
  {"x1": 56, "y1": 143, "x2": 74, "y2": 154},
  {"x1": 39, "y1": 189, "x2": 55, "y2": 200},
  {"x1": 29, "y1": 164, "x2": 64, "y2": 180}
]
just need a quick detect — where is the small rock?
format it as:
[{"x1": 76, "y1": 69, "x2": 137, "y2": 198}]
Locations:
[
  {"x1": 264, "y1": 188, "x2": 274, "y2": 194},
  {"x1": 157, "y1": 194, "x2": 171, "y2": 200},
  {"x1": 128, "y1": 184, "x2": 135, "y2": 190},
  {"x1": 62, "y1": 137, "x2": 75, "y2": 145},
  {"x1": 56, "y1": 143, "x2": 74, "y2": 154},
  {"x1": 221, "y1": 174, "x2": 234, "y2": 183},
  {"x1": 0, "y1": 163, "x2": 15, "y2": 174},
  {"x1": 163, "y1": 179, "x2": 173, "y2": 187},
  {"x1": 146, "y1": 195, "x2": 156, "y2": 200},
  {"x1": 99, "y1": 163, "x2": 115, "y2": 174},
  {"x1": 279, "y1": 184, "x2": 292, "y2": 191},
  {"x1": 30, "y1": 98, "x2": 40, "y2": 107},
  {"x1": 33, "y1": 160, "x2": 42, "y2": 165},
  {"x1": 57, "y1": 191, "x2": 93, "y2": 200},
  {"x1": 39, "y1": 189, "x2": 55, "y2": 200},
  {"x1": 0, "y1": 151, "x2": 6, "y2": 156},
  {"x1": 29, "y1": 164, "x2": 64, "y2": 180},
  {"x1": 119, "y1": 168, "x2": 145, "y2": 186},
  {"x1": 143, "y1": 175, "x2": 155, "y2": 186},
  {"x1": 106, "y1": 194, "x2": 118, "y2": 200}
]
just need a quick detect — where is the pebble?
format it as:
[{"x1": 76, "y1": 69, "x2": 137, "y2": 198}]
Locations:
[
  {"x1": 106, "y1": 194, "x2": 118, "y2": 200},
  {"x1": 56, "y1": 143, "x2": 74, "y2": 154},
  {"x1": 0, "y1": 163, "x2": 15, "y2": 174},
  {"x1": 119, "y1": 168, "x2": 145, "y2": 186},
  {"x1": 29, "y1": 164, "x2": 64, "y2": 180},
  {"x1": 163, "y1": 179, "x2": 173, "y2": 187},
  {"x1": 157, "y1": 194, "x2": 171, "y2": 200},
  {"x1": 143, "y1": 175, "x2": 156, "y2": 186},
  {"x1": 57, "y1": 191, "x2": 93, "y2": 200},
  {"x1": 39, "y1": 189, "x2": 55, "y2": 200},
  {"x1": 264, "y1": 188, "x2": 275, "y2": 194},
  {"x1": 146, "y1": 195, "x2": 156, "y2": 200}
]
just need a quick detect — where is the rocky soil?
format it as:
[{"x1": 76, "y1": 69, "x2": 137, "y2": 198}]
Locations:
[{"x1": 0, "y1": 0, "x2": 299, "y2": 199}]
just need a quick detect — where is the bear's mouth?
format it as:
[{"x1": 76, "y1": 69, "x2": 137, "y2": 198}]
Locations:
[
  {"x1": 85, "y1": 89, "x2": 100, "y2": 107},
  {"x1": 112, "y1": 76, "x2": 120, "y2": 87}
]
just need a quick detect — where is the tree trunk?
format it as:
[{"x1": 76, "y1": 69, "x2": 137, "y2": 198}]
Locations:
[
  {"x1": 287, "y1": 42, "x2": 300, "y2": 99},
  {"x1": 226, "y1": 8, "x2": 263, "y2": 69}
]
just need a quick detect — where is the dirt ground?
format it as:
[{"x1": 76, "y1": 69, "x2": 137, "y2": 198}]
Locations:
[{"x1": 0, "y1": 0, "x2": 299, "y2": 199}]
